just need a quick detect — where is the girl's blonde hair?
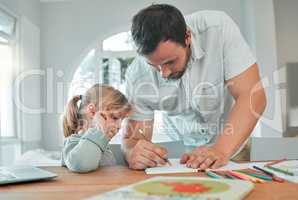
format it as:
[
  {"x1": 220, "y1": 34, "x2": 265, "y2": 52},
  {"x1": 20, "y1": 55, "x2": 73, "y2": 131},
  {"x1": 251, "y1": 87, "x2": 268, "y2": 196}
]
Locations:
[{"x1": 63, "y1": 84, "x2": 131, "y2": 137}]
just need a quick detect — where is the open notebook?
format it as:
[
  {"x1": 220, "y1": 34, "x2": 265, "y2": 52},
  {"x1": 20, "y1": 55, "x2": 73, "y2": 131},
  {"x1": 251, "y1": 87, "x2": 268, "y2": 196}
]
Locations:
[{"x1": 145, "y1": 159, "x2": 246, "y2": 174}]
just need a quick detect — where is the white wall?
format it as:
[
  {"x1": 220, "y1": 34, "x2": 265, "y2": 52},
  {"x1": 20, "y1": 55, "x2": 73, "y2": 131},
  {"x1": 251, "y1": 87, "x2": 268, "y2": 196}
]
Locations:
[
  {"x1": 19, "y1": 15, "x2": 42, "y2": 150},
  {"x1": 274, "y1": 0, "x2": 298, "y2": 67},
  {"x1": 40, "y1": 0, "x2": 246, "y2": 150},
  {"x1": 274, "y1": 0, "x2": 298, "y2": 130},
  {"x1": 0, "y1": 0, "x2": 40, "y2": 27},
  {"x1": 245, "y1": 0, "x2": 283, "y2": 137}
]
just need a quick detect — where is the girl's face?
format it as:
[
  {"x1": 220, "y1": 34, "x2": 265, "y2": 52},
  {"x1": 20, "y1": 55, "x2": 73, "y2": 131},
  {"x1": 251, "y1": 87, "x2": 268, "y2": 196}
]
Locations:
[{"x1": 96, "y1": 110, "x2": 129, "y2": 139}]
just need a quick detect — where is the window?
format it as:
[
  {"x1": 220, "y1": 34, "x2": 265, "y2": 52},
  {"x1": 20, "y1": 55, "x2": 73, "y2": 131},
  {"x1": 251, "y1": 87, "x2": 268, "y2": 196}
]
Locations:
[
  {"x1": 0, "y1": 8, "x2": 17, "y2": 138},
  {"x1": 0, "y1": 36, "x2": 8, "y2": 43},
  {"x1": 69, "y1": 32, "x2": 135, "y2": 98}
]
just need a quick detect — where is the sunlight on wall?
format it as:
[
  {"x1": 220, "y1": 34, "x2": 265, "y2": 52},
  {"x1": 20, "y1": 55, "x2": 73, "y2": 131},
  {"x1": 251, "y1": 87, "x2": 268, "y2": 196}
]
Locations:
[{"x1": 0, "y1": 43, "x2": 14, "y2": 137}]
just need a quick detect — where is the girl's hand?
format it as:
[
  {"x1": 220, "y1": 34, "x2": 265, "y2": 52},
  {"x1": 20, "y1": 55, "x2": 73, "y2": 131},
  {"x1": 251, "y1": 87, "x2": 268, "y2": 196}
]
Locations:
[{"x1": 104, "y1": 126, "x2": 119, "y2": 140}]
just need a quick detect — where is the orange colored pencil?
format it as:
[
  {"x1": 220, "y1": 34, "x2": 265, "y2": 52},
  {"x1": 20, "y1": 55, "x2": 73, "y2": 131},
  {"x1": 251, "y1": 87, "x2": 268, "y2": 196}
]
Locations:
[
  {"x1": 265, "y1": 158, "x2": 287, "y2": 167},
  {"x1": 228, "y1": 171, "x2": 265, "y2": 183},
  {"x1": 234, "y1": 171, "x2": 266, "y2": 183},
  {"x1": 226, "y1": 171, "x2": 250, "y2": 181}
]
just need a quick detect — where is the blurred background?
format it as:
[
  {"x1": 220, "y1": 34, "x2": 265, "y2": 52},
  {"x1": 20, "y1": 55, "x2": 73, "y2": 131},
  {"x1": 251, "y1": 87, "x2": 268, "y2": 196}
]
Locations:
[{"x1": 0, "y1": 0, "x2": 297, "y2": 165}]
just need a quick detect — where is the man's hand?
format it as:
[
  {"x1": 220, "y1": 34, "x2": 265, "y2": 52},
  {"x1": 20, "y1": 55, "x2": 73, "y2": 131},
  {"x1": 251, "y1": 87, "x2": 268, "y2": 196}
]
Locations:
[
  {"x1": 126, "y1": 139, "x2": 169, "y2": 170},
  {"x1": 180, "y1": 146, "x2": 229, "y2": 170}
]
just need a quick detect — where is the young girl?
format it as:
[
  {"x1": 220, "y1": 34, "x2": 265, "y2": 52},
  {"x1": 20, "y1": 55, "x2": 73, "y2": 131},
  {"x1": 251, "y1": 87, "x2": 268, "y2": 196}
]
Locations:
[{"x1": 62, "y1": 84, "x2": 131, "y2": 173}]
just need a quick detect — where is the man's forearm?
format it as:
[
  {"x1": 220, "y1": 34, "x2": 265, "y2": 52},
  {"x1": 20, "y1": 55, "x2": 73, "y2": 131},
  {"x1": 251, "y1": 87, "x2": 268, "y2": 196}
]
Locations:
[{"x1": 214, "y1": 92, "x2": 266, "y2": 158}]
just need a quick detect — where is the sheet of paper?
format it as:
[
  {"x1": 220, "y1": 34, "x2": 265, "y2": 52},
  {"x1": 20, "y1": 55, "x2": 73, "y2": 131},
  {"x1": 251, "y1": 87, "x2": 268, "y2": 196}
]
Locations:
[
  {"x1": 145, "y1": 159, "x2": 198, "y2": 174},
  {"x1": 273, "y1": 160, "x2": 298, "y2": 175},
  {"x1": 145, "y1": 159, "x2": 247, "y2": 174},
  {"x1": 212, "y1": 161, "x2": 247, "y2": 171}
]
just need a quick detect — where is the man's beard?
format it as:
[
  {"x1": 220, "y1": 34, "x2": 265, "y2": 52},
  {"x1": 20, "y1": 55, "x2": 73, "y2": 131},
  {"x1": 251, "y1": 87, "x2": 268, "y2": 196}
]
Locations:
[
  {"x1": 166, "y1": 49, "x2": 190, "y2": 81},
  {"x1": 166, "y1": 67, "x2": 187, "y2": 81}
]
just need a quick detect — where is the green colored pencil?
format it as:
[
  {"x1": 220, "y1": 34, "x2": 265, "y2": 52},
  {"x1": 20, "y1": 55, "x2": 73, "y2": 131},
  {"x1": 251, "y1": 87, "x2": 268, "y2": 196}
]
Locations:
[
  {"x1": 235, "y1": 170, "x2": 272, "y2": 181},
  {"x1": 224, "y1": 174, "x2": 236, "y2": 179},
  {"x1": 266, "y1": 166, "x2": 294, "y2": 176}
]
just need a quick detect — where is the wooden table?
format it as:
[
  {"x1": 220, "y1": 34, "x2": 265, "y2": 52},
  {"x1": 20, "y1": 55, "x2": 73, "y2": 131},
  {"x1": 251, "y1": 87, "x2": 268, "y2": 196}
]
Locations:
[{"x1": 1, "y1": 166, "x2": 298, "y2": 200}]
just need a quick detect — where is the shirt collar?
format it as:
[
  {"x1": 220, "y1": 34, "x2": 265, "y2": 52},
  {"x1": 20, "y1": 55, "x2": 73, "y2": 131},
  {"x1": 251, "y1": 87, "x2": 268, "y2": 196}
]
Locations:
[{"x1": 189, "y1": 27, "x2": 205, "y2": 61}]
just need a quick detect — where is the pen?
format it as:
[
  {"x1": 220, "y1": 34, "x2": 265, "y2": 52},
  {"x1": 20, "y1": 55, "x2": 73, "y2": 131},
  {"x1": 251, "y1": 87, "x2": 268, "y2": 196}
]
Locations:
[{"x1": 138, "y1": 129, "x2": 172, "y2": 166}]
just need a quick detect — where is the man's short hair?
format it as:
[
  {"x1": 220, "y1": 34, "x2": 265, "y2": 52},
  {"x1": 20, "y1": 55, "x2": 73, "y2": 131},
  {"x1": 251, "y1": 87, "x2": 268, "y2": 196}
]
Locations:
[{"x1": 131, "y1": 4, "x2": 187, "y2": 55}]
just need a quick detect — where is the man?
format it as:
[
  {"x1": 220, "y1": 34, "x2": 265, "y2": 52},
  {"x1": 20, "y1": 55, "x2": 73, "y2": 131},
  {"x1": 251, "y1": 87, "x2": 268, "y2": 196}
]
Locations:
[{"x1": 122, "y1": 4, "x2": 266, "y2": 170}]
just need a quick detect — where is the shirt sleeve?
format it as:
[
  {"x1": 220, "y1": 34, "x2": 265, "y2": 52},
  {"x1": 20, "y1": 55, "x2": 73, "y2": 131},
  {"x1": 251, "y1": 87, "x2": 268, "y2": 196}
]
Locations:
[
  {"x1": 125, "y1": 60, "x2": 155, "y2": 121},
  {"x1": 62, "y1": 128, "x2": 110, "y2": 173},
  {"x1": 222, "y1": 13, "x2": 257, "y2": 80}
]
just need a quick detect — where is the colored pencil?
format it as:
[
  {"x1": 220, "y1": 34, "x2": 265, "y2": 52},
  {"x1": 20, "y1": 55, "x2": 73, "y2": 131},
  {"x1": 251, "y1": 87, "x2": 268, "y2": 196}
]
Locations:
[
  {"x1": 228, "y1": 171, "x2": 265, "y2": 183},
  {"x1": 235, "y1": 171, "x2": 265, "y2": 183},
  {"x1": 266, "y1": 166, "x2": 294, "y2": 176},
  {"x1": 253, "y1": 166, "x2": 274, "y2": 176},
  {"x1": 226, "y1": 171, "x2": 251, "y2": 181},
  {"x1": 224, "y1": 174, "x2": 236, "y2": 179},
  {"x1": 265, "y1": 158, "x2": 287, "y2": 167},
  {"x1": 206, "y1": 170, "x2": 222, "y2": 179},
  {"x1": 236, "y1": 170, "x2": 272, "y2": 181},
  {"x1": 225, "y1": 171, "x2": 241, "y2": 180},
  {"x1": 253, "y1": 166, "x2": 284, "y2": 182},
  {"x1": 214, "y1": 171, "x2": 235, "y2": 179}
]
